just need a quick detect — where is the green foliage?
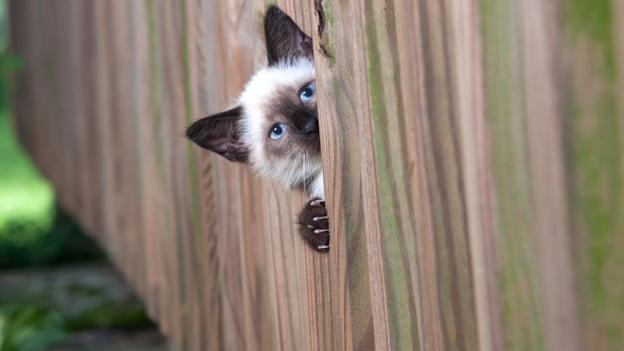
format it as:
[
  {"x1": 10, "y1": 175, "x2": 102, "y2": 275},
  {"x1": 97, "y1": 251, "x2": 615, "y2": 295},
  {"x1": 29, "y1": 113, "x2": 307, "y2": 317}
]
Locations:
[
  {"x1": 0, "y1": 112, "x2": 51, "y2": 238},
  {"x1": 0, "y1": 210, "x2": 104, "y2": 269},
  {"x1": 0, "y1": 306, "x2": 66, "y2": 351},
  {"x1": 0, "y1": 266, "x2": 152, "y2": 332}
]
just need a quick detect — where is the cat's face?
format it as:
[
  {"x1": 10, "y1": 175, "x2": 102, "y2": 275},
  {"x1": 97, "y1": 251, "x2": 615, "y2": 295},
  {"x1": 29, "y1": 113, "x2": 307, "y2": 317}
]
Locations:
[
  {"x1": 187, "y1": 6, "x2": 320, "y2": 190},
  {"x1": 238, "y1": 58, "x2": 319, "y2": 189}
]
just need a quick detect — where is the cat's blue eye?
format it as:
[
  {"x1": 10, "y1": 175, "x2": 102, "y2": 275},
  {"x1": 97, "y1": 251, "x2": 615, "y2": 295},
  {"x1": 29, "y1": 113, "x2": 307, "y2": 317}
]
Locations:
[
  {"x1": 270, "y1": 123, "x2": 286, "y2": 140},
  {"x1": 299, "y1": 83, "x2": 315, "y2": 103}
]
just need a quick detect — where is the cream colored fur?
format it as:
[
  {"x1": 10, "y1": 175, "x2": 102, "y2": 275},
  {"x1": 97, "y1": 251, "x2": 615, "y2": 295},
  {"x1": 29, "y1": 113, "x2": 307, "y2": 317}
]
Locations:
[{"x1": 237, "y1": 58, "x2": 324, "y2": 200}]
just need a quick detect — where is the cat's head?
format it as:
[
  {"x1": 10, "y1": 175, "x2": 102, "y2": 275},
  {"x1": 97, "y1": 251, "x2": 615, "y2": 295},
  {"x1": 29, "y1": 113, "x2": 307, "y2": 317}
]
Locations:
[{"x1": 187, "y1": 5, "x2": 320, "y2": 190}]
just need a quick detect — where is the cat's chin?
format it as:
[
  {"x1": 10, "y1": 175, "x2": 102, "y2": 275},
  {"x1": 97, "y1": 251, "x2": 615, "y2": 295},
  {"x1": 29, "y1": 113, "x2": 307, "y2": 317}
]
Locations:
[{"x1": 248, "y1": 153, "x2": 319, "y2": 190}]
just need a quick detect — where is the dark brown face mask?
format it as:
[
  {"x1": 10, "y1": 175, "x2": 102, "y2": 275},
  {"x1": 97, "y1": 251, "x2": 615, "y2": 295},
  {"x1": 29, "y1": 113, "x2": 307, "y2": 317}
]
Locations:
[{"x1": 262, "y1": 82, "x2": 320, "y2": 161}]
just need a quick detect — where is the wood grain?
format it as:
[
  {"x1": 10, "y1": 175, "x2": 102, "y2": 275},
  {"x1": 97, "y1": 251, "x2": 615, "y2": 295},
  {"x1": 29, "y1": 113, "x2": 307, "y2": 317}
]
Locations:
[{"x1": 8, "y1": 0, "x2": 624, "y2": 350}]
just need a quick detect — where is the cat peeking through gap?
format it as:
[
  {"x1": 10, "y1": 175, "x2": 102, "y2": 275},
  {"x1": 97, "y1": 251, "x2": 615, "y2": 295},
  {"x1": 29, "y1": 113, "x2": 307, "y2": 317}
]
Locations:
[{"x1": 186, "y1": 5, "x2": 330, "y2": 252}]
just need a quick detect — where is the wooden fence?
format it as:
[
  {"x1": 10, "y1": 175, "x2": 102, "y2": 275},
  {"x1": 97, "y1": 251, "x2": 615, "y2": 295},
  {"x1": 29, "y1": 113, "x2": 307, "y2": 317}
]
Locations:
[{"x1": 8, "y1": 0, "x2": 624, "y2": 350}]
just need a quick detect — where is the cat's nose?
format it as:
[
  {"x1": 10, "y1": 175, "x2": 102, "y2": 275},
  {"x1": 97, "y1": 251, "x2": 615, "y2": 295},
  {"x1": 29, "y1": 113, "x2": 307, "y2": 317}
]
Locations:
[{"x1": 302, "y1": 118, "x2": 318, "y2": 134}]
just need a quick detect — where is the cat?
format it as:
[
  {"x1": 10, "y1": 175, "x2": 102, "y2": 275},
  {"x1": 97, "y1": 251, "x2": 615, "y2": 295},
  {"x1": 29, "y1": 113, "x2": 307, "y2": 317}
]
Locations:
[{"x1": 186, "y1": 5, "x2": 329, "y2": 252}]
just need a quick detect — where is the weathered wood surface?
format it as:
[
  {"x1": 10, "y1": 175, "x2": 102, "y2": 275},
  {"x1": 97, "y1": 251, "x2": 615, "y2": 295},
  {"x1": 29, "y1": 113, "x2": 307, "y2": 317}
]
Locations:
[{"x1": 8, "y1": 0, "x2": 624, "y2": 350}]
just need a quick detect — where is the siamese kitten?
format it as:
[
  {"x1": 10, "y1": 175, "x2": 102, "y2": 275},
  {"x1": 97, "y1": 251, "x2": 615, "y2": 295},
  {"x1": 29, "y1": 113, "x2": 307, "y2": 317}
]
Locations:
[{"x1": 186, "y1": 6, "x2": 329, "y2": 252}]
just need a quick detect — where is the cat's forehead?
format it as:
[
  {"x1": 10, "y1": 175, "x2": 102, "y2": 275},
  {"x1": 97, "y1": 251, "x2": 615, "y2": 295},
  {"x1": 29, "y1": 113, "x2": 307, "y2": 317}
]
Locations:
[{"x1": 238, "y1": 59, "x2": 315, "y2": 112}]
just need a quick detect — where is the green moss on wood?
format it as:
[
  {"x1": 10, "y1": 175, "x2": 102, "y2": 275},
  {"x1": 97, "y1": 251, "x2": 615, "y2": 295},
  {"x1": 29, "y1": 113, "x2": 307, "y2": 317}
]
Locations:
[
  {"x1": 368, "y1": 70, "x2": 416, "y2": 351},
  {"x1": 178, "y1": 0, "x2": 202, "y2": 236},
  {"x1": 566, "y1": 0, "x2": 615, "y2": 79},
  {"x1": 319, "y1": 0, "x2": 335, "y2": 66},
  {"x1": 565, "y1": 0, "x2": 624, "y2": 348},
  {"x1": 362, "y1": 2, "x2": 414, "y2": 350},
  {"x1": 479, "y1": 0, "x2": 546, "y2": 350}
]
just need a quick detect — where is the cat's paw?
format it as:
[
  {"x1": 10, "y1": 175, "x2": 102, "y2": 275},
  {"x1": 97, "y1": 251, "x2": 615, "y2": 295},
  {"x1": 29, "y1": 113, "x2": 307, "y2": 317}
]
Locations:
[{"x1": 298, "y1": 199, "x2": 329, "y2": 253}]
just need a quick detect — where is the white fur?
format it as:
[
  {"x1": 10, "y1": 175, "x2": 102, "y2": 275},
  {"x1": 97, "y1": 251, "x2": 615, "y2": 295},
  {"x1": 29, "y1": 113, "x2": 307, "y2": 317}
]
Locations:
[
  {"x1": 236, "y1": 59, "x2": 324, "y2": 199},
  {"x1": 309, "y1": 173, "x2": 324, "y2": 200}
]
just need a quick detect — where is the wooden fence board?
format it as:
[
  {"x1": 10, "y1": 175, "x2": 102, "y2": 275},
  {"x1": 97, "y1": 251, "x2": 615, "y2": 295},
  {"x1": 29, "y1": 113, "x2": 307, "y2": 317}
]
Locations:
[
  {"x1": 564, "y1": 1, "x2": 624, "y2": 349},
  {"x1": 7, "y1": 0, "x2": 624, "y2": 350}
]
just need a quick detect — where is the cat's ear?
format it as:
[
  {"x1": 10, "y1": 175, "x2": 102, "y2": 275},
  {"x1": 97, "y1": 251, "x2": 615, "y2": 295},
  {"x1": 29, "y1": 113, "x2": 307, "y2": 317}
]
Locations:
[
  {"x1": 264, "y1": 5, "x2": 313, "y2": 65},
  {"x1": 186, "y1": 106, "x2": 249, "y2": 163}
]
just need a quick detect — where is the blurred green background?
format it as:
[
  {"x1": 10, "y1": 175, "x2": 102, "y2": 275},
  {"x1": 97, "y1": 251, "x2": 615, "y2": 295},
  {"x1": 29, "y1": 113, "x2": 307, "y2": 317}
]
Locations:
[
  {"x1": 0, "y1": 0, "x2": 103, "y2": 270},
  {"x1": 0, "y1": 2, "x2": 163, "y2": 350}
]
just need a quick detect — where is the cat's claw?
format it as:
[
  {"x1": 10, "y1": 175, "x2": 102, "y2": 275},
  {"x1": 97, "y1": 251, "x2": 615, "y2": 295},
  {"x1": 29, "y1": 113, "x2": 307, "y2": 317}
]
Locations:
[{"x1": 298, "y1": 198, "x2": 330, "y2": 253}]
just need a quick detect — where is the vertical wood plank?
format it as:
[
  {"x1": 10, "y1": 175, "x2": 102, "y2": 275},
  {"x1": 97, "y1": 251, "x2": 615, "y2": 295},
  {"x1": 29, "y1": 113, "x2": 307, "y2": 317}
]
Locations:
[
  {"x1": 314, "y1": 0, "x2": 485, "y2": 349},
  {"x1": 564, "y1": 0, "x2": 624, "y2": 349}
]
